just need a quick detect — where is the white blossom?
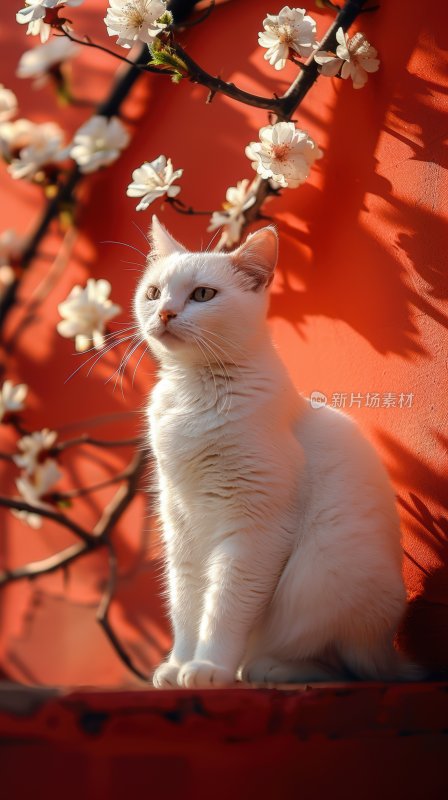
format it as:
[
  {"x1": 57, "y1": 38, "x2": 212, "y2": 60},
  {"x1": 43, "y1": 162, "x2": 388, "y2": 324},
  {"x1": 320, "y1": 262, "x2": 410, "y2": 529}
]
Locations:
[
  {"x1": 0, "y1": 266, "x2": 16, "y2": 299},
  {"x1": 0, "y1": 230, "x2": 24, "y2": 299},
  {"x1": 258, "y1": 6, "x2": 317, "y2": 70},
  {"x1": 14, "y1": 428, "x2": 58, "y2": 474},
  {"x1": 16, "y1": 1, "x2": 83, "y2": 44},
  {"x1": 105, "y1": 0, "x2": 169, "y2": 49},
  {"x1": 0, "y1": 118, "x2": 37, "y2": 161},
  {"x1": 246, "y1": 121, "x2": 322, "y2": 189},
  {"x1": 207, "y1": 180, "x2": 256, "y2": 250},
  {"x1": 57, "y1": 278, "x2": 122, "y2": 352},
  {"x1": 0, "y1": 230, "x2": 25, "y2": 266},
  {"x1": 17, "y1": 36, "x2": 79, "y2": 87},
  {"x1": 0, "y1": 380, "x2": 28, "y2": 422},
  {"x1": 8, "y1": 121, "x2": 65, "y2": 181},
  {"x1": 70, "y1": 115, "x2": 130, "y2": 174},
  {"x1": 314, "y1": 27, "x2": 380, "y2": 89},
  {"x1": 0, "y1": 85, "x2": 18, "y2": 123},
  {"x1": 127, "y1": 155, "x2": 183, "y2": 211},
  {"x1": 13, "y1": 459, "x2": 62, "y2": 529}
]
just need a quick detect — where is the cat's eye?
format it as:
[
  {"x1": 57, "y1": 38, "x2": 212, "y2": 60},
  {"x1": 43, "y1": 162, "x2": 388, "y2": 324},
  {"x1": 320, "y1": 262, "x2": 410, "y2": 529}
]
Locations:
[
  {"x1": 146, "y1": 286, "x2": 161, "y2": 301},
  {"x1": 191, "y1": 287, "x2": 217, "y2": 303}
]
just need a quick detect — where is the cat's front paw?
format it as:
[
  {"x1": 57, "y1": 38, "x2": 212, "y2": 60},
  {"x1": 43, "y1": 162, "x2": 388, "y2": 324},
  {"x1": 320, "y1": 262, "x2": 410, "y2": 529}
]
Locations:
[
  {"x1": 153, "y1": 662, "x2": 180, "y2": 688},
  {"x1": 177, "y1": 660, "x2": 235, "y2": 688}
]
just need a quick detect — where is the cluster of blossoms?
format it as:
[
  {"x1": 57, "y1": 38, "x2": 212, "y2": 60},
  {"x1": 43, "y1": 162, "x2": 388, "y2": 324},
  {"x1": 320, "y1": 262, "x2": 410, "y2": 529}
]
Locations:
[
  {"x1": 0, "y1": 113, "x2": 130, "y2": 183},
  {"x1": 258, "y1": 6, "x2": 380, "y2": 90},
  {"x1": 3, "y1": 3, "x2": 380, "y2": 257},
  {"x1": 0, "y1": 380, "x2": 61, "y2": 529},
  {"x1": 13, "y1": 428, "x2": 62, "y2": 528},
  {"x1": 207, "y1": 180, "x2": 256, "y2": 250},
  {"x1": 5, "y1": 3, "x2": 379, "y2": 243},
  {"x1": 57, "y1": 277, "x2": 122, "y2": 352}
]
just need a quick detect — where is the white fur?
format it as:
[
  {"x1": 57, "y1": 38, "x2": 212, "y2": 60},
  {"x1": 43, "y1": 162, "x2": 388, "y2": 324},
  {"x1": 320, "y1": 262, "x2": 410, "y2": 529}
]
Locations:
[{"x1": 134, "y1": 217, "x2": 411, "y2": 688}]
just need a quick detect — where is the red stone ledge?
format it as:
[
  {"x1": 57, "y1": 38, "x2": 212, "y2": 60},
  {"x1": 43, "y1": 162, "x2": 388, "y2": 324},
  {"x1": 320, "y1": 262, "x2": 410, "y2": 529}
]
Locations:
[{"x1": 1, "y1": 682, "x2": 447, "y2": 799}]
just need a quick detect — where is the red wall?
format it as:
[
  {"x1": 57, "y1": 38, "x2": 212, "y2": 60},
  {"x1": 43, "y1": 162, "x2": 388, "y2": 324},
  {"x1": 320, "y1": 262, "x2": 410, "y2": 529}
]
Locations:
[{"x1": 0, "y1": 0, "x2": 447, "y2": 684}]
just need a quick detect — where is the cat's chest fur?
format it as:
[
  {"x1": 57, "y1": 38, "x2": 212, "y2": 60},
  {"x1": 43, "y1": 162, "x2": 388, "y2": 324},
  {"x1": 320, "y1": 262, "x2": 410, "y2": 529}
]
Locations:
[{"x1": 148, "y1": 363, "x2": 305, "y2": 543}]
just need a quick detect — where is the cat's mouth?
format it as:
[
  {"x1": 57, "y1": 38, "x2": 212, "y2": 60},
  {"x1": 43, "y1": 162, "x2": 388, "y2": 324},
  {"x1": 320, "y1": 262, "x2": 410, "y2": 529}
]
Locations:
[{"x1": 157, "y1": 328, "x2": 183, "y2": 345}]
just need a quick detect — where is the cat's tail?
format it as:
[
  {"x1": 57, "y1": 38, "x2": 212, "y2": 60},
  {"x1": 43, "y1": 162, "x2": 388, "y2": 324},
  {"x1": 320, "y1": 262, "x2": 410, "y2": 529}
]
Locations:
[{"x1": 340, "y1": 642, "x2": 426, "y2": 682}]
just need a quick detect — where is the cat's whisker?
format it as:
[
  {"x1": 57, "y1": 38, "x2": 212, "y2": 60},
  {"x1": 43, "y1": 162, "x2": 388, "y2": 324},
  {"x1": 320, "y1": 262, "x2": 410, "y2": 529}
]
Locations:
[
  {"x1": 192, "y1": 329, "x2": 235, "y2": 407},
  {"x1": 205, "y1": 227, "x2": 224, "y2": 253},
  {"x1": 115, "y1": 336, "x2": 148, "y2": 397},
  {"x1": 73, "y1": 324, "x2": 139, "y2": 356},
  {"x1": 87, "y1": 333, "x2": 138, "y2": 379},
  {"x1": 191, "y1": 334, "x2": 220, "y2": 410},
  {"x1": 132, "y1": 219, "x2": 151, "y2": 246},
  {"x1": 179, "y1": 322, "x2": 233, "y2": 414},
  {"x1": 196, "y1": 327, "x2": 247, "y2": 360},
  {"x1": 101, "y1": 240, "x2": 147, "y2": 259},
  {"x1": 197, "y1": 330, "x2": 242, "y2": 377},
  {"x1": 107, "y1": 335, "x2": 141, "y2": 392},
  {"x1": 132, "y1": 343, "x2": 149, "y2": 388},
  {"x1": 195, "y1": 334, "x2": 233, "y2": 416},
  {"x1": 118, "y1": 338, "x2": 145, "y2": 397},
  {"x1": 120, "y1": 259, "x2": 147, "y2": 271},
  {"x1": 65, "y1": 332, "x2": 138, "y2": 383}
]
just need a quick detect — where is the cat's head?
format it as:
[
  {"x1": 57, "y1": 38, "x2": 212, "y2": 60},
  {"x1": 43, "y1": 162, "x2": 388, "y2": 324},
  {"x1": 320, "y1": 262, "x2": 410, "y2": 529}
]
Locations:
[{"x1": 134, "y1": 216, "x2": 278, "y2": 365}]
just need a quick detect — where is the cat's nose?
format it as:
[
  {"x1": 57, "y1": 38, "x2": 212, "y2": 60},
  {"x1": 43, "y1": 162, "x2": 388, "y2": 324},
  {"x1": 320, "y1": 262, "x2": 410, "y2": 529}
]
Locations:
[{"x1": 159, "y1": 309, "x2": 177, "y2": 325}]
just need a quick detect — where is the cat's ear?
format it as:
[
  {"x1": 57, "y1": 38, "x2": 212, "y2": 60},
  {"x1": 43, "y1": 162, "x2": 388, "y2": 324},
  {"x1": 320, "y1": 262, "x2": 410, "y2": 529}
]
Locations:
[
  {"x1": 150, "y1": 215, "x2": 187, "y2": 258},
  {"x1": 231, "y1": 226, "x2": 278, "y2": 290}
]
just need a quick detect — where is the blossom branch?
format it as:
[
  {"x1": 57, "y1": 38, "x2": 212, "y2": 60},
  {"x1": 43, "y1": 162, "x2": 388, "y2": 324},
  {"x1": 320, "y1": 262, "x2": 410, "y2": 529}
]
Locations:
[
  {"x1": 0, "y1": 44, "x2": 149, "y2": 331},
  {"x1": 60, "y1": 30, "x2": 166, "y2": 77},
  {"x1": 0, "y1": 449, "x2": 150, "y2": 681},
  {"x1": 169, "y1": 42, "x2": 282, "y2": 112},
  {"x1": 236, "y1": 0, "x2": 372, "y2": 235},
  {"x1": 280, "y1": 0, "x2": 371, "y2": 118}
]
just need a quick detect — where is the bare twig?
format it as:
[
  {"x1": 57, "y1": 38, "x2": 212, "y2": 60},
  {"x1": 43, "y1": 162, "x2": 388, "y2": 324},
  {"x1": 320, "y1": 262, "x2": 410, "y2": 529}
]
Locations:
[
  {"x1": 0, "y1": 542, "x2": 91, "y2": 587},
  {"x1": 94, "y1": 449, "x2": 148, "y2": 538},
  {"x1": 54, "y1": 434, "x2": 140, "y2": 453},
  {"x1": 173, "y1": 0, "x2": 216, "y2": 29},
  {"x1": 0, "y1": 449, "x2": 148, "y2": 589},
  {"x1": 97, "y1": 542, "x2": 151, "y2": 683},
  {"x1": 4, "y1": 226, "x2": 77, "y2": 352},
  {"x1": 0, "y1": 496, "x2": 94, "y2": 543},
  {"x1": 166, "y1": 197, "x2": 214, "y2": 216}
]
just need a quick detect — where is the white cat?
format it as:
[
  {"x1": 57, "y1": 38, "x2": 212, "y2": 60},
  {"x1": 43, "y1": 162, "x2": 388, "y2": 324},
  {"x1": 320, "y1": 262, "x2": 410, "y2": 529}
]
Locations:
[{"x1": 134, "y1": 216, "x2": 413, "y2": 688}]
